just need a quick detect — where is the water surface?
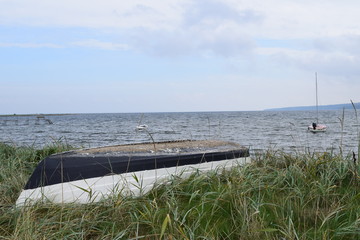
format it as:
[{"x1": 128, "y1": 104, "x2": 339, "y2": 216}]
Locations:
[{"x1": 1, "y1": 111, "x2": 359, "y2": 155}]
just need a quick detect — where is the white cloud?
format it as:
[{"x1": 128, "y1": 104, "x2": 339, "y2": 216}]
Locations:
[
  {"x1": 1, "y1": 0, "x2": 359, "y2": 37},
  {"x1": 127, "y1": 24, "x2": 255, "y2": 57},
  {"x1": 0, "y1": 40, "x2": 130, "y2": 51},
  {"x1": 255, "y1": 34, "x2": 360, "y2": 80},
  {"x1": 182, "y1": 0, "x2": 263, "y2": 26},
  {"x1": 1, "y1": 0, "x2": 360, "y2": 57},
  {"x1": 232, "y1": 0, "x2": 360, "y2": 38},
  {"x1": 71, "y1": 39, "x2": 130, "y2": 51},
  {"x1": 0, "y1": 0, "x2": 183, "y2": 29},
  {"x1": 0, "y1": 42, "x2": 62, "y2": 48}
]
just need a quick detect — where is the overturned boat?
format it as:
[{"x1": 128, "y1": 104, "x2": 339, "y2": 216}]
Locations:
[{"x1": 16, "y1": 140, "x2": 250, "y2": 206}]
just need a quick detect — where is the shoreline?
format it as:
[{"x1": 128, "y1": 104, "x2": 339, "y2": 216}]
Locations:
[{"x1": 0, "y1": 113, "x2": 76, "y2": 118}]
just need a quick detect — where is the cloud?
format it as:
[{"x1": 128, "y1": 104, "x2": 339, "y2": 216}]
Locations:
[
  {"x1": 313, "y1": 35, "x2": 360, "y2": 56},
  {"x1": 182, "y1": 0, "x2": 263, "y2": 26},
  {"x1": 0, "y1": 0, "x2": 259, "y2": 57},
  {"x1": 255, "y1": 33, "x2": 360, "y2": 80},
  {"x1": 71, "y1": 39, "x2": 130, "y2": 50},
  {"x1": 0, "y1": 0, "x2": 182, "y2": 29},
  {"x1": 1, "y1": 0, "x2": 360, "y2": 74},
  {"x1": 0, "y1": 40, "x2": 130, "y2": 51},
  {"x1": 127, "y1": 27, "x2": 254, "y2": 57},
  {"x1": 121, "y1": 4, "x2": 161, "y2": 18},
  {"x1": 0, "y1": 42, "x2": 62, "y2": 48},
  {"x1": 1, "y1": 0, "x2": 359, "y2": 37}
]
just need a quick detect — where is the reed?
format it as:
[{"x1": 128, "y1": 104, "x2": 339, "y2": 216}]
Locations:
[
  {"x1": 0, "y1": 141, "x2": 72, "y2": 206},
  {"x1": 0, "y1": 143, "x2": 359, "y2": 239}
]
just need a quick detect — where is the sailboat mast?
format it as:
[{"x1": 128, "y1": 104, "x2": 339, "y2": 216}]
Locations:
[
  {"x1": 315, "y1": 72, "x2": 319, "y2": 123},
  {"x1": 308, "y1": 72, "x2": 326, "y2": 132}
]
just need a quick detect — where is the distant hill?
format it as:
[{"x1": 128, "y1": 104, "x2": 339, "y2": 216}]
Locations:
[{"x1": 265, "y1": 102, "x2": 360, "y2": 111}]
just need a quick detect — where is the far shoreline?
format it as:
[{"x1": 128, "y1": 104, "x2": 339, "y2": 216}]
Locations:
[{"x1": 0, "y1": 113, "x2": 76, "y2": 118}]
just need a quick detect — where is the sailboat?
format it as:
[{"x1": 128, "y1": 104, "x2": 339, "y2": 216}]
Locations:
[{"x1": 308, "y1": 72, "x2": 327, "y2": 133}]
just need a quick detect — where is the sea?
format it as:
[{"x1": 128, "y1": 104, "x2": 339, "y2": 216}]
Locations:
[{"x1": 1, "y1": 110, "x2": 359, "y2": 156}]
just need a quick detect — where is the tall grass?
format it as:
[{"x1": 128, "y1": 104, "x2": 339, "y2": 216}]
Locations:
[
  {"x1": 0, "y1": 141, "x2": 73, "y2": 206},
  {"x1": 0, "y1": 143, "x2": 360, "y2": 239},
  {"x1": 351, "y1": 100, "x2": 360, "y2": 162}
]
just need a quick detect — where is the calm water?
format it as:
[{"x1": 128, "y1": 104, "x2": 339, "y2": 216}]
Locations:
[{"x1": 1, "y1": 111, "x2": 359, "y2": 155}]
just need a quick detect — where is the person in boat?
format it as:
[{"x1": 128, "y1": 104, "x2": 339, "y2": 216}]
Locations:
[{"x1": 312, "y1": 122, "x2": 317, "y2": 130}]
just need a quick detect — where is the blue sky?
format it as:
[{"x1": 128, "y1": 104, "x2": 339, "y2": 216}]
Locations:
[{"x1": 1, "y1": 0, "x2": 360, "y2": 114}]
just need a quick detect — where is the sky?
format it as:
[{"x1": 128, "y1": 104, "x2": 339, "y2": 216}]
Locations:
[{"x1": 1, "y1": 0, "x2": 360, "y2": 114}]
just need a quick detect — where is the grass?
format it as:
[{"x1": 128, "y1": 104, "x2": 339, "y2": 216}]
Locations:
[{"x1": 0, "y1": 143, "x2": 360, "y2": 239}]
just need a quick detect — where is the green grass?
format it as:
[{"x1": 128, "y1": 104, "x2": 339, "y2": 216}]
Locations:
[{"x1": 1, "y1": 143, "x2": 360, "y2": 239}]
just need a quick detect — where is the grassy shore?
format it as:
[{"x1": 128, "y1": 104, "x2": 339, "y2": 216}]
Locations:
[{"x1": 0, "y1": 143, "x2": 360, "y2": 239}]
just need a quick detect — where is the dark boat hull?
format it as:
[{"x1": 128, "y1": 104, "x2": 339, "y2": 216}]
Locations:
[{"x1": 16, "y1": 140, "x2": 250, "y2": 205}]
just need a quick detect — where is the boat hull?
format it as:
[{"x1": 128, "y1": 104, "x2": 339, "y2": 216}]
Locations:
[
  {"x1": 16, "y1": 140, "x2": 250, "y2": 206},
  {"x1": 308, "y1": 124, "x2": 327, "y2": 133}
]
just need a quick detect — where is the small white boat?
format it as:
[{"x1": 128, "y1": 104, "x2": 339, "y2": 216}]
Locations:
[
  {"x1": 135, "y1": 124, "x2": 148, "y2": 131},
  {"x1": 308, "y1": 123, "x2": 327, "y2": 133},
  {"x1": 135, "y1": 113, "x2": 147, "y2": 131},
  {"x1": 308, "y1": 72, "x2": 327, "y2": 133},
  {"x1": 16, "y1": 140, "x2": 250, "y2": 206}
]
